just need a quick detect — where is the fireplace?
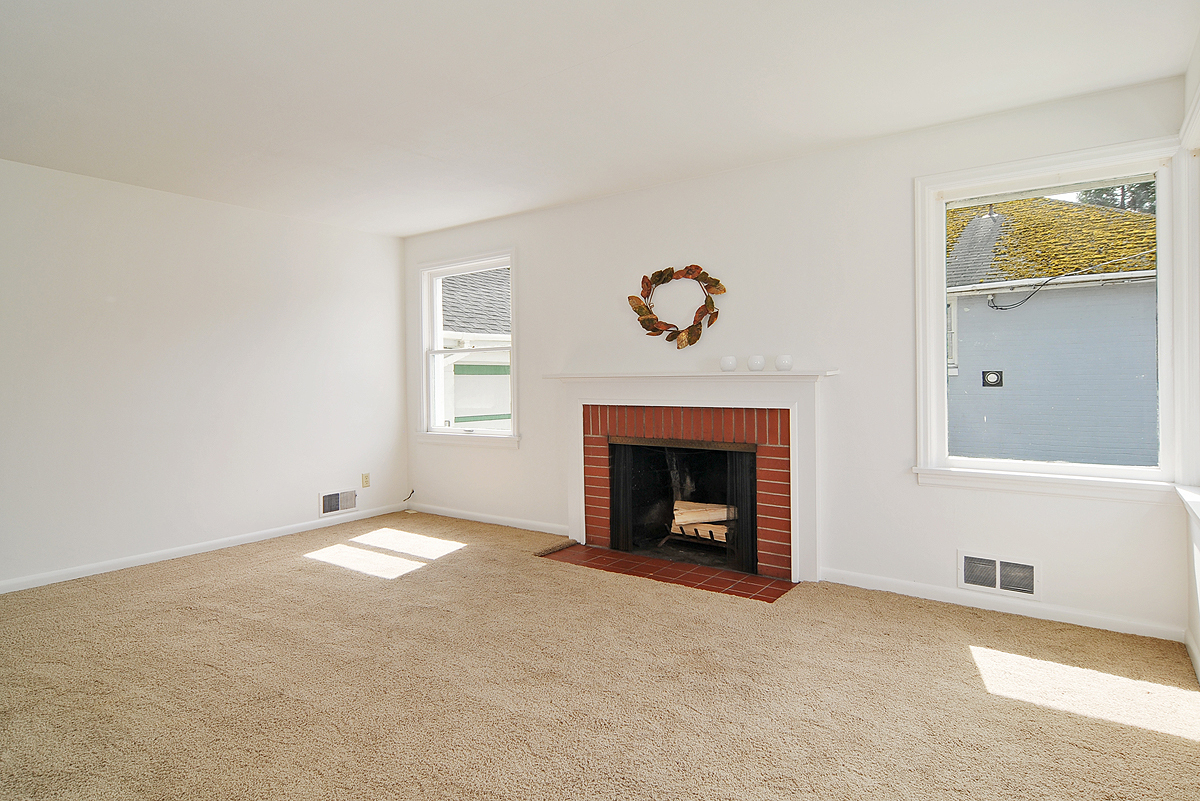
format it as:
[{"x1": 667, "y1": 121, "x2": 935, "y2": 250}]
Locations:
[
  {"x1": 583, "y1": 405, "x2": 792, "y2": 579},
  {"x1": 553, "y1": 370, "x2": 836, "y2": 583}
]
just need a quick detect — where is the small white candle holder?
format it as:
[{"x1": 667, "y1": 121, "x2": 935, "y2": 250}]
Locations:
[
  {"x1": 774, "y1": 355, "x2": 793, "y2": 371},
  {"x1": 747, "y1": 355, "x2": 766, "y2": 371},
  {"x1": 719, "y1": 355, "x2": 738, "y2": 372}
]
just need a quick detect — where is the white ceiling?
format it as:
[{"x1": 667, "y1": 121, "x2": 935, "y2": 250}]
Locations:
[{"x1": 2, "y1": 1, "x2": 1198, "y2": 236}]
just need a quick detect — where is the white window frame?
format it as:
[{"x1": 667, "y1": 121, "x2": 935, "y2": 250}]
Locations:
[
  {"x1": 914, "y1": 139, "x2": 1180, "y2": 502},
  {"x1": 417, "y1": 251, "x2": 519, "y2": 447}
]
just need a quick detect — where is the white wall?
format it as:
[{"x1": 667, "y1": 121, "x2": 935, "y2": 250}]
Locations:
[
  {"x1": 1179, "y1": 490, "x2": 1200, "y2": 681},
  {"x1": 1181, "y1": 29, "x2": 1200, "y2": 677},
  {"x1": 0, "y1": 159, "x2": 406, "y2": 589},
  {"x1": 1185, "y1": 28, "x2": 1200, "y2": 128},
  {"x1": 405, "y1": 78, "x2": 1189, "y2": 638}
]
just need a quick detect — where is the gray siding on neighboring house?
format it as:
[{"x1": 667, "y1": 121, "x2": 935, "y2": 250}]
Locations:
[{"x1": 948, "y1": 281, "x2": 1158, "y2": 466}]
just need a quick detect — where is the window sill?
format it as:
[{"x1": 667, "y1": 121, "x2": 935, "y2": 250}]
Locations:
[
  {"x1": 415, "y1": 431, "x2": 520, "y2": 449},
  {"x1": 1175, "y1": 486, "x2": 1200, "y2": 523},
  {"x1": 913, "y1": 466, "x2": 1175, "y2": 504}
]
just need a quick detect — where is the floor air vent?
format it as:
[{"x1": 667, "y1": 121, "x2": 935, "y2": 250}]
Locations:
[
  {"x1": 958, "y1": 550, "x2": 1038, "y2": 599},
  {"x1": 963, "y1": 555, "x2": 997, "y2": 588},
  {"x1": 320, "y1": 490, "x2": 357, "y2": 517},
  {"x1": 999, "y1": 561, "x2": 1035, "y2": 594}
]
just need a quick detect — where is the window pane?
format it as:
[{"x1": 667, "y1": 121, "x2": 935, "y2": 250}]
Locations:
[
  {"x1": 437, "y1": 267, "x2": 511, "y2": 349},
  {"x1": 429, "y1": 349, "x2": 512, "y2": 432},
  {"x1": 945, "y1": 181, "x2": 1158, "y2": 466},
  {"x1": 426, "y1": 263, "x2": 513, "y2": 436}
]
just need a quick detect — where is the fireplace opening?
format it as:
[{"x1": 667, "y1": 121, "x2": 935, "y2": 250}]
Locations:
[{"x1": 610, "y1": 440, "x2": 757, "y2": 573}]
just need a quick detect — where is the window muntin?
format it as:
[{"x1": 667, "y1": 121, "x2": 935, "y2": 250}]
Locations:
[{"x1": 422, "y1": 257, "x2": 514, "y2": 437}]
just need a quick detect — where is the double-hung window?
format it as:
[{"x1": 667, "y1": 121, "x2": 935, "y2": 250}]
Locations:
[
  {"x1": 915, "y1": 142, "x2": 1177, "y2": 498},
  {"x1": 420, "y1": 253, "x2": 516, "y2": 442}
]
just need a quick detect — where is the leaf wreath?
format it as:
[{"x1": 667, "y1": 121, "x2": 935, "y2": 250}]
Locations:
[{"x1": 627, "y1": 264, "x2": 725, "y2": 349}]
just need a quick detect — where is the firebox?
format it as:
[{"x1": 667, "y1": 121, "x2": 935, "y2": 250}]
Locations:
[
  {"x1": 581, "y1": 403, "x2": 795, "y2": 580},
  {"x1": 610, "y1": 438, "x2": 757, "y2": 573}
]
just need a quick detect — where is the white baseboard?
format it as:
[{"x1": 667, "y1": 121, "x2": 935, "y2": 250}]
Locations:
[
  {"x1": 1187, "y1": 628, "x2": 1200, "y2": 686},
  {"x1": 0, "y1": 503, "x2": 408, "y2": 596},
  {"x1": 820, "y1": 568, "x2": 1185, "y2": 642},
  {"x1": 407, "y1": 503, "x2": 569, "y2": 537}
]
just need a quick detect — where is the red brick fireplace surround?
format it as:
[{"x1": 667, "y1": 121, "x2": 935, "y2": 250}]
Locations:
[{"x1": 582, "y1": 404, "x2": 792, "y2": 579}]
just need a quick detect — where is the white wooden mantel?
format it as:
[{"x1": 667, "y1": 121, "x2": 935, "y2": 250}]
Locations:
[{"x1": 546, "y1": 370, "x2": 838, "y2": 583}]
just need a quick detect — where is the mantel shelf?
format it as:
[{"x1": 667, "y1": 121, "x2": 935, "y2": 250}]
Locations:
[{"x1": 544, "y1": 370, "x2": 838, "y2": 381}]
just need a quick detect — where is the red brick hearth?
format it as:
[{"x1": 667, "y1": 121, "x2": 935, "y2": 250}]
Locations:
[{"x1": 582, "y1": 404, "x2": 792, "y2": 580}]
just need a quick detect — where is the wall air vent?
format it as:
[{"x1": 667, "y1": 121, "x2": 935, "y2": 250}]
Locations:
[
  {"x1": 319, "y1": 490, "x2": 358, "y2": 517},
  {"x1": 958, "y1": 550, "x2": 1039, "y2": 599}
]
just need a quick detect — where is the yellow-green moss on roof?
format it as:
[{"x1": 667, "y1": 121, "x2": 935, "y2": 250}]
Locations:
[{"x1": 946, "y1": 197, "x2": 1155, "y2": 284}]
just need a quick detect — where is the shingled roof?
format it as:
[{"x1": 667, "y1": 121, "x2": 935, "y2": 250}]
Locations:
[
  {"x1": 441, "y1": 267, "x2": 511, "y2": 335},
  {"x1": 946, "y1": 197, "x2": 1156, "y2": 288}
]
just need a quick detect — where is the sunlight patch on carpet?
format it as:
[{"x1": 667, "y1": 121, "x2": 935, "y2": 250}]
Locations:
[
  {"x1": 970, "y1": 646, "x2": 1200, "y2": 741},
  {"x1": 304, "y1": 544, "x2": 425, "y2": 579},
  {"x1": 351, "y1": 528, "x2": 467, "y2": 560}
]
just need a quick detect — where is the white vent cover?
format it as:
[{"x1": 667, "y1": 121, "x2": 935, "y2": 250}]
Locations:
[
  {"x1": 958, "y1": 550, "x2": 1039, "y2": 599},
  {"x1": 319, "y1": 490, "x2": 358, "y2": 517}
]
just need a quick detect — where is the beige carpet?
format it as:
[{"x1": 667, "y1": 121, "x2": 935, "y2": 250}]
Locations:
[{"x1": 2, "y1": 512, "x2": 1198, "y2": 800}]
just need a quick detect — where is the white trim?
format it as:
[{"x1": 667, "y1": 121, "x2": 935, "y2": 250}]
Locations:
[
  {"x1": 0, "y1": 503, "x2": 409, "y2": 595},
  {"x1": 915, "y1": 139, "x2": 1179, "y2": 488},
  {"x1": 916, "y1": 137, "x2": 1177, "y2": 203},
  {"x1": 437, "y1": 332, "x2": 510, "y2": 344},
  {"x1": 407, "y1": 502, "x2": 569, "y2": 537},
  {"x1": 945, "y1": 295, "x2": 958, "y2": 369},
  {"x1": 545, "y1": 370, "x2": 837, "y2": 381},
  {"x1": 429, "y1": 346, "x2": 511, "y2": 355},
  {"x1": 914, "y1": 466, "x2": 1176, "y2": 504},
  {"x1": 1157, "y1": 161, "x2": 1178, "y2": 478},
  {"x1": 808, "y1": 382, "x2": 825, "y2": 585},
  {"x1": 1178, "y1": 153, "x2": 1200, "y2": 691},
  {"x1": 1175, "y1": 150, "x2": 1200, "y2": 486},
  {"x1": 820, "y1": 567, "x2": 1183, "y2": 642},
  {"x1": 947, "y1": 269, "x2": 1156, "y2": 296},
  {"x1": 418, "y1": 249, "x2": 518, "y2": 444},
  {"x1": 1174, "y1": 486, "x2": 1200, "y2": 684},
  {"x1": 947, "y1": 173, "x2": 1158, "y2": 209},
  {"x1": 1187, "y1": 629, "x2": 1200, "y2": 687},
  {"x1": 414, "y1": 431, "x2": 521, "y2": 448},
  {"x1": 416, "y1": 250, "x2": 513, "y2": 277},
  {"x1": 1177, "y1": 484, "x2": 1200, "y2": 517}
]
